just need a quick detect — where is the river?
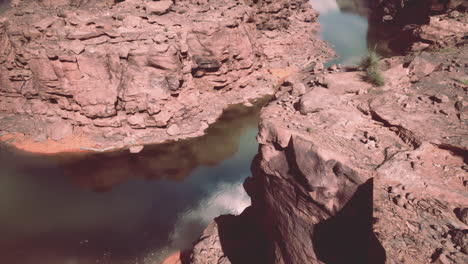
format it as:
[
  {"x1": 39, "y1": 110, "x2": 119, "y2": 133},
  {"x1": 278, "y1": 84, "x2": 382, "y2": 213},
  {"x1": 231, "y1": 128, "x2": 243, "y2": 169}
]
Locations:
[{"x1": 0, "y1": 100, "x2": 265, "y2": 264}]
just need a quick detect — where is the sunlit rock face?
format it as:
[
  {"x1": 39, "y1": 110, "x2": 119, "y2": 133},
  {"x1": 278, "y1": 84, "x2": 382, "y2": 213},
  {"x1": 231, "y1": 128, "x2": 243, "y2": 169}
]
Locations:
[
  {"x1": 0, "y1": 0, "x2": 264, "y2": 148},
  {"x1": 189, "y1": 37, "x2": 468, "y2": 263},
  {"x1": 0, "y1": 0, "x2": 329, "y2": 151}
]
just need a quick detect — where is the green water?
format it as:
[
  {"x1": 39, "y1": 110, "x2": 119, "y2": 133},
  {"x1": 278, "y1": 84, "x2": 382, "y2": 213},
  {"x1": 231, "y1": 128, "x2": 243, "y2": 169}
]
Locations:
[
  {"x1": 310, "y1": 0, "x2": 400, "y2": 67},
  {"x1": 0, "y1": 100, "x2": 267, "y2": 264}
]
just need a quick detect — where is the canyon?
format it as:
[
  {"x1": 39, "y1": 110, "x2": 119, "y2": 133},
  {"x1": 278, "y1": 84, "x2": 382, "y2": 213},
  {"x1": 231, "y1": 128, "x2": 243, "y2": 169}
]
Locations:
[
  {"x1": 186, "y1": 1, "x2": 468, "y2": 264},
  {"x1": 0, "y1": 0, "x2": 330, "y2": 152},
  {"x1": 0, "y1": 1, "x2": 467, "y2": 264}
]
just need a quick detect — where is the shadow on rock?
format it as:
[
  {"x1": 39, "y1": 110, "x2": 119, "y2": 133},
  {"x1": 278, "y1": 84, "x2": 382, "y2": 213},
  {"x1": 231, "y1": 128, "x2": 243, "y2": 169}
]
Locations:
[
  {"x1": 215, "y1": 207, "x2": 268, "y2": 264},
  {"x1": 312, "y1": 178, "x2": 387, "y2": 264},
  {"x1": 185, "y1": 206, "x2": 269, "y2": 264}
]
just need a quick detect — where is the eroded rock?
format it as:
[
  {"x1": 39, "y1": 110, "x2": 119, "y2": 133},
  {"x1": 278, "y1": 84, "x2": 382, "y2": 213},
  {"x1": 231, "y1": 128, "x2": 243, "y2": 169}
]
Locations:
[
  {"x1": 0, "y1": 0, "x2": 330, "y2": 151},
  {"x1": 190, "y1": 43, "x2": 468, "y2": 264}
]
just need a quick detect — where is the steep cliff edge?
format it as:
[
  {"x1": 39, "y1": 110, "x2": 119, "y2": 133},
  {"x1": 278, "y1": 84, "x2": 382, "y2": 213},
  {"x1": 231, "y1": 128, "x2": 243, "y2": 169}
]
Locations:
[
  {"x1": 188, "y1": 34, "x2": 467, "y2": 264},
  {"x1": 0, "y1": 0, "x2": 330, "y2": 153},
  {"x1": 369, "y1": 0, "x2": 467, "y2": 53}
]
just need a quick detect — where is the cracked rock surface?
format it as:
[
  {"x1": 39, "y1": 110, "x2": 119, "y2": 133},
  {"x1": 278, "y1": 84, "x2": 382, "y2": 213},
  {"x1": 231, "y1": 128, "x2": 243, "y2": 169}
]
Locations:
[
  {"x1": 0, "y1": 0, "x2": 330, "y2": 151},
  {"x1": 188, "y1": 43, "x2": 468, "y2": 264}
]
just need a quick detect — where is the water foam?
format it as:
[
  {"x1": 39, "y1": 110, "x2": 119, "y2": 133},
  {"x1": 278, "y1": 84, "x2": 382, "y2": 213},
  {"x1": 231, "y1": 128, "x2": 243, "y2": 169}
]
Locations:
[{"x1": 146, "y1": 180, "x2": 251, "y2": 263}]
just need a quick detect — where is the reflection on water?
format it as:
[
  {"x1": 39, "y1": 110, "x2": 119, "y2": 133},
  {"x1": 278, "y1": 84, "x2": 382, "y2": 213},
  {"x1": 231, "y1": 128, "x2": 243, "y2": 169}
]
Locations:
[
  {"x1": 57, "y1": 100, "x2": 268, "y2": 191},
  {"x1": 152, "y1": 182, "x2": 250, "y2": 263},
  {"x1": 310, "y1": 0, "x2": 401, "y2": 66},
  {"x1": 0, "y1": 98, "x2": 269, "y2": 264}
]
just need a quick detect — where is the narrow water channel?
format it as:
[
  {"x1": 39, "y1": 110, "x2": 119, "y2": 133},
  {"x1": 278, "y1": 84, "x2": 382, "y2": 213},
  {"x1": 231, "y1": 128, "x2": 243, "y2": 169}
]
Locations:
[
  {"x1": 0, "y1": 1, "x2": 392, "y2": 264},
  {"x1": 310, "y1": 0, "x2": 369, "y2": 66},
  {"x1": 310, "y1": 0, "x2": 399, "y2": 66}
]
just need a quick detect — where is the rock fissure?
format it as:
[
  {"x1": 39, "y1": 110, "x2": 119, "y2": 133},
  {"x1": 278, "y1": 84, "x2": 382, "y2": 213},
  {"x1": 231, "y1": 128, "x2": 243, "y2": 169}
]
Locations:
[{"x1": 187, "y1": 1, "x2": 468, "y2": 263}]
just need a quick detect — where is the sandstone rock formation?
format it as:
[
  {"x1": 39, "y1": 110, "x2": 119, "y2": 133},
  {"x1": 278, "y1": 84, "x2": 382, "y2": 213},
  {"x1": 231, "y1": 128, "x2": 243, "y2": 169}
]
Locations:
[
  {"x1": 188, "y1": 42, "x2": 468, "y2": 264},
  {"x1": 370, "y1": 0, "x2": 468, "y2": 53},
  {"x1": 0, "y1": 0, "x2": 330, "y2": 151},
  {"x1": 3, "y1": 1, "x2": 467, "y2": 264}
]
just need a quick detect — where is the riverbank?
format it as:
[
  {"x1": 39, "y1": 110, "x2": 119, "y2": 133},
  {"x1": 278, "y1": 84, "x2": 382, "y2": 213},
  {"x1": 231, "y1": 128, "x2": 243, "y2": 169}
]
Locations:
[
  {"x1": 0, "y1": 66, "x2": 296, "y2": 154},
  {"x1": 0, "y1": 0, "x2": 332, "y2": 154}
]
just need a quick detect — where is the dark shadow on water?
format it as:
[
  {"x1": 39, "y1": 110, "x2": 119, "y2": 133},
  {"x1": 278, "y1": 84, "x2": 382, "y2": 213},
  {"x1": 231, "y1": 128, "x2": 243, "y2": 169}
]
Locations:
[
  {"x1": 312, "y1": 178, "x2": 386, "y2": 264},
  {"x1": 1, "y1": 96, "x2": 271, "y2": 192}
]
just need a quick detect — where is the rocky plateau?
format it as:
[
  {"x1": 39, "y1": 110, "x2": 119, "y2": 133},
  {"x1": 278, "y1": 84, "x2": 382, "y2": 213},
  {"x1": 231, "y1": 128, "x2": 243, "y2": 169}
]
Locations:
[{"x1": 184, "y1": 1, "x2": 468, "y2": 264}]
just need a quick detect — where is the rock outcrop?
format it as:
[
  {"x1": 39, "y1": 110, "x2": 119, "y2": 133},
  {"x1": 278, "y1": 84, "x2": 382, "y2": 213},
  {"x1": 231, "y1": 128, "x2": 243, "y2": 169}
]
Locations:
[
  {"x1": 0, "y1": 0, "x2": 330, "y2": 151},
  {"x1": 373, "y1": 0, "x2": 467, "y2": 24},
  {"x1": 369, "y1": 0, "x2": 468, "y2": 53},
  {"x1": 188, "y1": 42, "x2": 468, "y2": 263}
]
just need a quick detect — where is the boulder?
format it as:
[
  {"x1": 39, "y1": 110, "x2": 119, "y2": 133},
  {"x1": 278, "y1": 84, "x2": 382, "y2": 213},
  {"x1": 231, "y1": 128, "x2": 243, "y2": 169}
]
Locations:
[
  {"x1": 299, "y1": 87, "x2": 338, "y2": 114},
  {"x1": 407, "y1": 56, "x2": 437, "y2": 77},
  {"x1": 49, "y1": 121, "x2": 73, "y2": 141},
  {"x1": 167, "y1": 124, "x2": 180, "y2": 136},
  {"x1": 323, "y1": 72, "x2": 372, "y2": 94},
  {"x1": 146, "y1": 1, "x2": 173, "y2": 15},
  {"x1": 129, "y1": 145, "x2": 144, "y2": 153}
]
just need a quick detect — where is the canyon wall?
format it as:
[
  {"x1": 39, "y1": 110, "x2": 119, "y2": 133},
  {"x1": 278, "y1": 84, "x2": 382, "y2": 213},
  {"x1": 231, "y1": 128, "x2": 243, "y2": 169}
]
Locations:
[
  {"x1": 0, "y1": 0, "x2": 330, "y2": 151},
  {"x1": 189, "y1": 49, "x2": 468, "y2": 264},
  {"x1": 187, "y1": 3, "x2": 468, "y2": 264}
]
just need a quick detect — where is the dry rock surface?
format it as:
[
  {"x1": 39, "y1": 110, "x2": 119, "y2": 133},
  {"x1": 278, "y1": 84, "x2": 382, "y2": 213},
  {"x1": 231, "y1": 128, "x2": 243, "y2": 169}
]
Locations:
[
  {"x1": 188, "y1": 37, "x2": 468, "y2": 264},
  {"x1": 0, "y1": 0, "x2": 330, "y2": 152}
]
